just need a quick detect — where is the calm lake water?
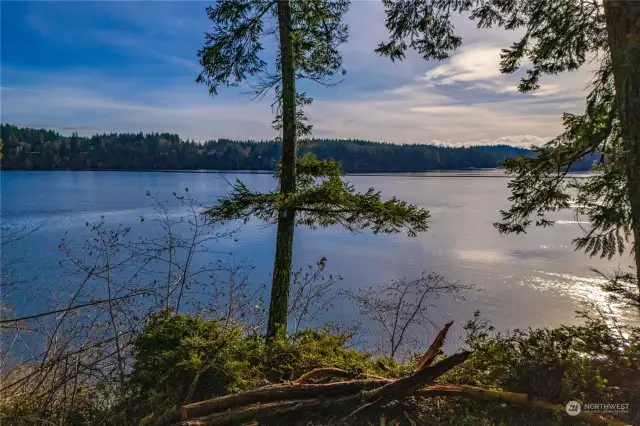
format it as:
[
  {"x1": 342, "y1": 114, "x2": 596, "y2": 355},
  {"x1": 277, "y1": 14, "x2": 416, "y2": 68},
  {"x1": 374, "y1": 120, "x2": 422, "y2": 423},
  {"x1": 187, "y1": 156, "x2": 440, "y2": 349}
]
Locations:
[{"x1": 1, "y1": 170, "x2": 633, "y2": 346}]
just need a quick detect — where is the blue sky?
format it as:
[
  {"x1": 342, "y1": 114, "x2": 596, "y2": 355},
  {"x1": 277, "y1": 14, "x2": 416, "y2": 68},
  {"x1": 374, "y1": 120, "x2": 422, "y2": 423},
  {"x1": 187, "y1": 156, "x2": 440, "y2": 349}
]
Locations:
[{"x1": 1, "y1": 1, "x2": 593, "y2": 146}]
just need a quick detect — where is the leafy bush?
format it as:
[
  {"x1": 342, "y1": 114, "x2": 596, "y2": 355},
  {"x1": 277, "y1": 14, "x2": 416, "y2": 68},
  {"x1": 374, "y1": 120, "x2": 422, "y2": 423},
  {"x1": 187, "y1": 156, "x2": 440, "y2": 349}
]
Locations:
[
  {"x1": 261, "y1": 328, "x2": 399, "y2": 381},
  {"x1": 467, "y1": 316, "x2": 637, "y2": 402},
  {"x1": 124, "y1": 311, "x2": 262, "y2": 424},
  {"x1": 436, "y1": 312, "x2": 640, "y2": 425},
  {"x1": 122, "y1": 313, "x2": 398, "y2": 425}
]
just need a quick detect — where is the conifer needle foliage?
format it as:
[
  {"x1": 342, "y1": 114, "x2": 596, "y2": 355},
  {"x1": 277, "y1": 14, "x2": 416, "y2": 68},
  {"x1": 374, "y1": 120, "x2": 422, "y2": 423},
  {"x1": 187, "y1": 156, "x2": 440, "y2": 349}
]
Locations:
[
  {"x1": 206, "y1": 153, "x2": 430, "y2": 237},
  {"x1": 377, "y1": 0, "x2": 638, "y2": 266}
]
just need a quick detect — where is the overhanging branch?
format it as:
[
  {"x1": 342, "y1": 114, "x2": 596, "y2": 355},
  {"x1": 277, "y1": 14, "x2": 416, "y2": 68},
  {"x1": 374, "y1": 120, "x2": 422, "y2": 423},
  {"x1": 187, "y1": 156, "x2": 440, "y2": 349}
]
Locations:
[{"x1": 205, "y1": 155, "x2": 430, "y2": 237}]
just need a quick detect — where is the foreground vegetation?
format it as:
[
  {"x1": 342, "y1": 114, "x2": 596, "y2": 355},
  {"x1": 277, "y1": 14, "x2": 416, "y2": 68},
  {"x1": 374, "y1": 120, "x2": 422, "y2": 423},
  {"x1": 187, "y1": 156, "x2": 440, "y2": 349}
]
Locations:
[{"x1": 2, "y1": 310, "x2": 638, "y2": 425}]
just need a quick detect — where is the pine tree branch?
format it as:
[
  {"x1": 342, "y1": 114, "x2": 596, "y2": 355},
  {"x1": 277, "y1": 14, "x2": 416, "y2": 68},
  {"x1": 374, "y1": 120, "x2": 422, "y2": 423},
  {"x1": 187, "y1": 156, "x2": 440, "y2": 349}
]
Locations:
[{"x1": 205, "y1": 155, "x2": 430, "y2": 237}]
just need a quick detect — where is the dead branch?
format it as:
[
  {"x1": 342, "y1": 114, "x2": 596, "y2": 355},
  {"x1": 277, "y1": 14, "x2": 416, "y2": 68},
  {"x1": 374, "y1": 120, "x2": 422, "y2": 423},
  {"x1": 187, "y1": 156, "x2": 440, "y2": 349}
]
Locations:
[
  {"x1": 181, "y1": 379, "x2": 391, "y2": 420},
  {"x1": 294, "y1": 367, "x2": 391, "y2": 385},
  {"x1": 182, "y1": 361, "x2": 629, "y2": 426},
  {"x1": 180, "y1": 352, "x2": 470, "y2": 424},
  {"x1": 348, "y1": 351, "x2": 470, "y2": 405},
  {"x1": 414, "y1": 321, "x2": 452, "y2": 371},
  {"x1": 294, "y1": 367, "x2": 352, "y2": 384},
  {"x1": 183, "y1": 399, "x2": 319, "y2": 426},
  {"x1": 293, "y1": 367, "x2": 389, "y2": 384},
  {"x1": 0, "y1": 293, "x2": 145, "y2": 325}
]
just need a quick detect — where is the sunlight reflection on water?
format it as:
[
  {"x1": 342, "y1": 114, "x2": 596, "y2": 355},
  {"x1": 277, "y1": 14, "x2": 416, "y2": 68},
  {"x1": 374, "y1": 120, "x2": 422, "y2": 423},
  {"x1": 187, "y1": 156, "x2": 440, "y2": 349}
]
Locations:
[{"x1": 520, "y1": 270, "x2": 631, "y2": 324}]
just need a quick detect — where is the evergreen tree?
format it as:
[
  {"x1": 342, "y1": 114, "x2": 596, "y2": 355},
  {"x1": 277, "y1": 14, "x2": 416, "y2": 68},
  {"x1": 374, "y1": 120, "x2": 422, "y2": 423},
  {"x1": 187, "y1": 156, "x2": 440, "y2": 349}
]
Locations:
[
  {"x1": 377, "y1": 0, "x2": 640, "y2": 295},
  {"x1": 196, "y1": 0, "x2": 429, "y2": 340}
]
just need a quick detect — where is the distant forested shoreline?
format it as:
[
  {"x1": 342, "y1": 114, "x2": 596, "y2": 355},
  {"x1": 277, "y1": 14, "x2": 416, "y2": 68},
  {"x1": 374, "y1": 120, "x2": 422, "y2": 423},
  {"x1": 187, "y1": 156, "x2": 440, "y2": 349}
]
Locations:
[{"x1": 0, "y1": 124, "x2": 597, "y2": 172}]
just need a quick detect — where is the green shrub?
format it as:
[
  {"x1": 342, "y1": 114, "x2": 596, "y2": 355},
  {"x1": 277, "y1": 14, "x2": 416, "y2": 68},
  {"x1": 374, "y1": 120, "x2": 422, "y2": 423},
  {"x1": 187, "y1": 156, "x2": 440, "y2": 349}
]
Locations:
[
  {"x1": 124, "y1": 311, "x2": 263, "y2": 424},
  {"x1": 436, "y1": 313, "x2": 640, "y2": 425},
  {"x1": 262, "y1": 328, "x2": 396, "y2": 381},
  {"x1": 123, "y1": 313, "x2": 398, "y2": 424}
]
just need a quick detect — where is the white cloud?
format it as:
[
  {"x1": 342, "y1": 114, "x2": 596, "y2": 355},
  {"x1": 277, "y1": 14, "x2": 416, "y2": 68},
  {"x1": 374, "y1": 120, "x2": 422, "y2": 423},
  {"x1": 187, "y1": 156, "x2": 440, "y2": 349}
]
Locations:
[
  {"x1": 532, "y1": 85, "x2": 564, "y2": 97},
  {"x1": 415, "y1": 38, "x2": 594, "y2": 102},
  {"x1": 420, "y1": 44, "x2": 504, "y2": 85},
  {"x1": 495, "y1": 83, "x2": 567, "y2": 98}
]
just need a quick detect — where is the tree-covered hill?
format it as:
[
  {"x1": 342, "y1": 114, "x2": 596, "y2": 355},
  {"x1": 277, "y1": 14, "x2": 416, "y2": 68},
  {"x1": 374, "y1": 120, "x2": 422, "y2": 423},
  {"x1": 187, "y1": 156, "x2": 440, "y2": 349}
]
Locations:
[{"x1": 0, "y1": 124, "x2": 596, "y2": 172}]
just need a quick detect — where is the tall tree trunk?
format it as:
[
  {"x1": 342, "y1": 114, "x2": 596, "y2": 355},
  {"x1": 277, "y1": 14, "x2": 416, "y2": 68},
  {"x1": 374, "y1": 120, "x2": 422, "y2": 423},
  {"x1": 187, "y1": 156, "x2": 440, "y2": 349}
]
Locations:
[
  {"x1": 267, "y1": 0, "x2": 297, "y2": 341},
  {"x1": 604, "y1": 0, "x2": 640, "y2": 292}
]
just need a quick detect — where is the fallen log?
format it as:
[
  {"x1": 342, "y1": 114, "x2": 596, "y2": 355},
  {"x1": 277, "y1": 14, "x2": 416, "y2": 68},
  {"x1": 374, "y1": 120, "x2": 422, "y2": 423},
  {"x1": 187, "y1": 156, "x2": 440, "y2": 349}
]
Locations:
[
  {"x1": 181, "y1": 351, "x2": 471, "y2": 425},
  {"x1": 183, "y1": 399, "x2": 319, "y2": 426},
  {"x1": 184, "y1": 383, "x2": 631, "y2": 426},
  {"x1": 181, "y1": 379, "x2": 390, "y2": 420}
]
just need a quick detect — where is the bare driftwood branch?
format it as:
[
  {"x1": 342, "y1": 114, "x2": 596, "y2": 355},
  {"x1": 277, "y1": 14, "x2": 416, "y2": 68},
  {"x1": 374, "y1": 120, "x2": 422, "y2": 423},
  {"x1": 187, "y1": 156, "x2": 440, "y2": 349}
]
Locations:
[
  {"x1": 181, "y1": 379, "x2": 391, "y2": 420},
  {"x1": 294, "y1": 367, "x2": 352, "y2": 384},
  {"x1": 183, "y1": 365, "x2": 629, "y2": 426},
  {"x1": 183, "y1": 399, "x2": 318, "y2": 426},
  {"x1": 180, "y1": 352, "x2": 470, "y2": 424},
  {"x1": 414, "y1": 321, "x2": 453, "y2": 371},
  {"x1": 292, "y1": 367, "x2": 389, "y2": 385}
]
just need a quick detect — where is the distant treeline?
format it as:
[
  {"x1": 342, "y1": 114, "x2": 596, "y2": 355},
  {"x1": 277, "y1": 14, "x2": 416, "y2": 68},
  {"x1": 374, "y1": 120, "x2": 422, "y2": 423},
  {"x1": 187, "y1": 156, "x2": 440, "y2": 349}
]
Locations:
[{"x1": 0, "y1": 124, "x2": 596, "y2": 172}]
